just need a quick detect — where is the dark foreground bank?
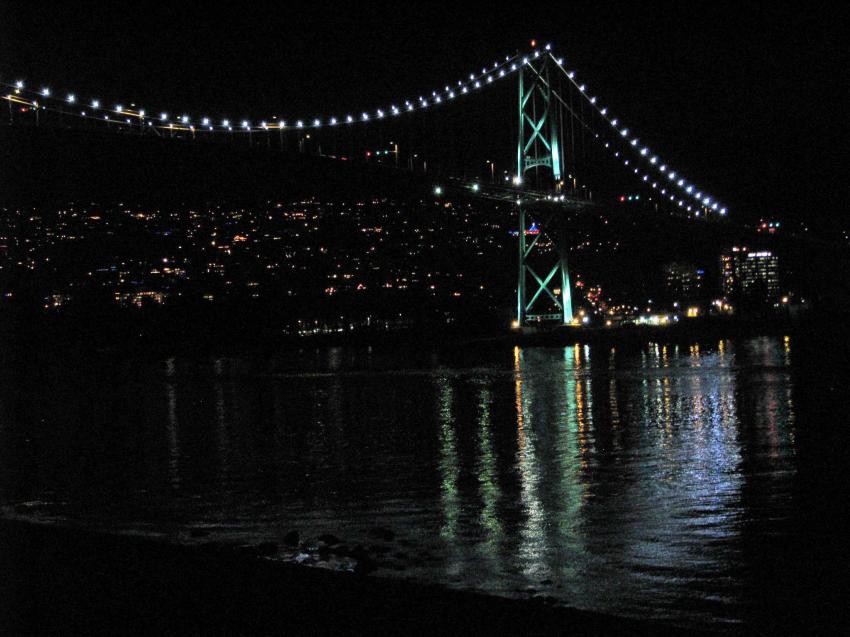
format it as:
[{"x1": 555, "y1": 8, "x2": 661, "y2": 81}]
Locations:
[{"x1": 0, "y1": 519, "x2": 712, "y2": 636}]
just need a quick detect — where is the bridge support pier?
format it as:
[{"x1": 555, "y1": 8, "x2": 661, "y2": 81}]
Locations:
[{"x1": 517, "y1": 205, "x2": 573, "y2": 327}]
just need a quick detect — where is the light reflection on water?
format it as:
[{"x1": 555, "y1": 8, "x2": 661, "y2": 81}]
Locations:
[{"x1": 0, "y1": 337, "x2": 804, "y2": 628}]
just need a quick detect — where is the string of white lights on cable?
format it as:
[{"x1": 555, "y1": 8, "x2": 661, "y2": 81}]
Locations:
[
  {"x1": 548, "y1": 54, "x2": 727, "y2": 215},
  {"x1": 2, "y1": 42, "x2": 727, "y2": 215},
  {"x1": 1, "y1": 49, "x2": 530, "y2": 132}
]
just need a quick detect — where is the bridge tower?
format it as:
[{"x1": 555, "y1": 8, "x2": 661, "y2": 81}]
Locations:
[{"x1": 515, "y1": 52, "x2": 573, "y2": 327}]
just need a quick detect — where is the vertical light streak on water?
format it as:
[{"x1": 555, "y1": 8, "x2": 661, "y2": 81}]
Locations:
[
  {"x1": 513, "y1": 346, "x2": 547, "y2": 582},
  {"x1": 762, "y1": 359, "x2": 782, "y2": 458},
  {"x1": 325, "y1": 366, "x2": 345, "y2": 488},
  {"x1": 214, "y1": 358, "x2": 230, "y2": 489},
  {"x1": 639, "y1": 345, "x2": 654, "y2": 451},
  {"x1": 656, "y1": 343, "x2": 671, "y2": 442},
  {"x1": 690, "y1": 342, "x2": 701, "y2": 363},
  {"x1": 164, "y1": 357, "x2": 180, "y2": 490},
  {"x1": 716, "y1": 340, "x2": 736, "y2": 432},
  {"x1": 687, "y1": 350, "x2": 742, "y2": 566},
  {"x1": 608, "y1": 347, "x2": 621, "y2": 436},
  {"x1": 608, "y1": 382, "x2": 622, "y2": 453},
  {"x1": 571, "y1": 345, "x2": 587, "y2": 468},
  {"x1": 777, "y1": 338, "x2": 795, "y2": 448},
  {"x1": 514, "y1": 347, "x2": 526, "y2": 455},
  {"x1": 551, "y1": 345, "x2": 586, "y2": 587},
  {"x1": 648, "y1": 342, "x2": 660, "y2": 369},
  {"x1": 436, "y1": 376, "x2": 461, "y2": 577},
  {"x1": 678, "y1": 347, "x2": 741, "y2": 570},
  {"x1": 659, "y1": 373, "x2": 674, "y2": 441},
  {"x1": 690, "y1": 344, "x2": 706, "y2": 433},
  {"x1": 475, "y1": 384, "x2": 504, "y2": 583},
  {"x1": 783, "y1": 337, "x2": 797, "y2": 449},
  {"x1": 751, "y1": 338, "x2": 796, "y2": 460},
  {"x1": 323, "y1": 347, "x2": 346, "y2": 483},
  {"x1": 327, "y1": 347, "x2": 342, "y2": 372},
  {"x1": 573, "y1": 344, "x2": 594, "y2": 467}
]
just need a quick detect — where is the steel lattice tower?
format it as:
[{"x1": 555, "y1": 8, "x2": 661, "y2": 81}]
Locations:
[{"x1": 516, "y1": 53, "x2": 573, "y2": 327}]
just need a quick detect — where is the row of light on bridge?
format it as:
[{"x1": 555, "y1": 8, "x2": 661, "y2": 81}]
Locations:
[
  {"x1": 6, "y1": 41, "x2": 727, "y2": 215},
  {"x1": 549, "y1": 54, "x2": 727, "y2": 215},
  {"x1": 433, "y1": 182, "x2": 573, "y2": 207},
  {"x1": 5, "y1": 45, "x2": 540, "y2": 132}
]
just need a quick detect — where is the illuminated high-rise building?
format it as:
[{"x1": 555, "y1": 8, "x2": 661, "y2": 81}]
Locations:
[
  {"x1": 720, "y1": 247, "x2": 780, "y2": 307},
  {"x1": 664, "y1": 262, "x2": 705, "y2": 304}
]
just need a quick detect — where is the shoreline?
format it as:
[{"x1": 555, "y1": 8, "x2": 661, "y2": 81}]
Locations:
[
  {"x1": 0, "y1": 518, "x2": 712, "y2": 635},
  {"x1": 1, "y1": 309, "x2": 825, "y2": 361}
]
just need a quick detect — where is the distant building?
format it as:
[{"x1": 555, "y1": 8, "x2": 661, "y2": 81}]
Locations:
[
  {"x1": 720, "y1": 247, "x2": 780, "y2": 309},
  {"x1": 664, "y1": 262, "x2": 704, "y2": 304}
]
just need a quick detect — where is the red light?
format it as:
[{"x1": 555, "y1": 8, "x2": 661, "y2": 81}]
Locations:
[
  {"x1": 530, "y1": 39, "x2": 537, "y2": 47},
  {"x1": 619, "y1": 195, "x2": 625, "y2": 202},
  {"x1": 365, "y1": 151, "x2": 372, "y2": 157}
]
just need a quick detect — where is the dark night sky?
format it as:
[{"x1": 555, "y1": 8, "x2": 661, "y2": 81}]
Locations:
[{"x1": 1, "y1": 1, "x2": 847, "y2": 231}]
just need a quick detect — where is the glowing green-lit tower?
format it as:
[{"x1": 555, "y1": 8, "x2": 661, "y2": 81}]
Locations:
[
  {"x1": 517, "y1": 53, "x2": 562, "y2": 184},
  {"x1": 516, "y1": 52, "x2": 573, "y2": 327}
]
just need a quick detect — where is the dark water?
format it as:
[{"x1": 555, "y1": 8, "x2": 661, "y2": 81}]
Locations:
[{"x1": 1, "y1": 337, "x2": 845, "y2": 630}]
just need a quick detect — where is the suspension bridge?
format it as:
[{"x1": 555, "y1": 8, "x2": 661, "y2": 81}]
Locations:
[{"x1": 2, "y1": 40, "x2": 730, "y2": 328}]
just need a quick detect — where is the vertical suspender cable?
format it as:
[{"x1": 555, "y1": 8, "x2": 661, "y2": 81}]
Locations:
[
  {"x1": 558, "y1": 71, "x2": 565, "y2": 189},
  {"x1": 569, "y1": 81, "x2": 576, "y2": 193}
]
